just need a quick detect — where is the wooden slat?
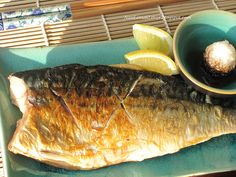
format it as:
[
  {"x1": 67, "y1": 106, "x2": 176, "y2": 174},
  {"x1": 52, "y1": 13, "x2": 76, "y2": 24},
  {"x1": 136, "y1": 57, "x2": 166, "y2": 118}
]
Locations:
[
  {"x1": 0, "y1": 0, "x2": 76, "y2": 12},
  {"x1": 50, "y1": 36, "x2": 108, "y2": 45},
  {"x1": 215, "y1": 0, "x2": 236, "y2": 13},
  {"x1": 105, "y1": 7, "x2": 166, "y2": 40},
  {"x1": 49, "y1": 33, "x2": 108, "y2": 44},
  {"x1": 161, "y1": 0, "x2": 216, "y2": 33},
  {"x1": 0, "y1": 26, "x2": 41, "y2": 37},
  {"x1": 0, "y1": 38, "x2": 45, "y2": 47}
]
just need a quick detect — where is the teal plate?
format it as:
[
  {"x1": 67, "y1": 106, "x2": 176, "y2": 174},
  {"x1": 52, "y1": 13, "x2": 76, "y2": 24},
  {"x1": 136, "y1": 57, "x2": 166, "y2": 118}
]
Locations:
[{"x1": 0, "y1": 39, "x2": 236, "y2": 177}]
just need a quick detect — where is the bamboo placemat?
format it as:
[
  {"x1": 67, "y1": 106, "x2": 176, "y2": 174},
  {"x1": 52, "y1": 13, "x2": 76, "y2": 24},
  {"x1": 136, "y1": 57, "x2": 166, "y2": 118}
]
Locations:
[
  {"x1": 1, "y1": 0, "x2": 236, "y2": 176},
  {"x1": 0, "y1": 0, "x2": 236, "y2": 48}
]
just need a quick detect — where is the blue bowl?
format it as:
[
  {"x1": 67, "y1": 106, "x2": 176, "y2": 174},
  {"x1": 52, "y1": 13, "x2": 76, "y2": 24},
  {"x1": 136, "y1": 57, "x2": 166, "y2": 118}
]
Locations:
[{"x1": 173, "y1": 10, "x2": 236, "y2": 96}]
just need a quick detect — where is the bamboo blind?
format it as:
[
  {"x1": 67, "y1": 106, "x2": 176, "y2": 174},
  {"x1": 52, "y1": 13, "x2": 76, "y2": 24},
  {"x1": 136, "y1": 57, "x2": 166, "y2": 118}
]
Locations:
[{"x1": 0, "y1": 0, "x2": 235, "y2": 48}]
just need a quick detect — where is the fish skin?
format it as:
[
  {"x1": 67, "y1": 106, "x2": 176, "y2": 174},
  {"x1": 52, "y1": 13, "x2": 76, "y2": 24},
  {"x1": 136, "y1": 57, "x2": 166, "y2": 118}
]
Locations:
[
  {"x1": 8, "y1": 64, "x2": 236, "y2": 170},
  {"x1": 12, "y1": 64, "x2": 236, "y2": 108}
]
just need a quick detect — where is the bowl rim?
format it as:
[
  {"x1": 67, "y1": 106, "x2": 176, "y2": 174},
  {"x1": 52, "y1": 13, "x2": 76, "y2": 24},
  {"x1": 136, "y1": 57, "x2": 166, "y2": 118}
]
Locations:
[{"x1": 173, "y1": 10, "x2": 236, "y2": 95}]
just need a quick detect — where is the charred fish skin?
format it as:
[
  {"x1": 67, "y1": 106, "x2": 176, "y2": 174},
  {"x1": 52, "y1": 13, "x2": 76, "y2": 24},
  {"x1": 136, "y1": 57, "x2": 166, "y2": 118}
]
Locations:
[
  {"x1": 11, "y1": 64, "x2": 236, "y2": 108},
  {"x1": 8, "y1": 64, "x2": 236, "y2": 170}
]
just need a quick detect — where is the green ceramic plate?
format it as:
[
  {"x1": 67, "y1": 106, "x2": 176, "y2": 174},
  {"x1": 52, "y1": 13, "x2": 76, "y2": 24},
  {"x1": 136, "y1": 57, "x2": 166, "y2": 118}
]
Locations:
[{"x1": 0, "y1": 39, "x2": 236, "y2": 177}]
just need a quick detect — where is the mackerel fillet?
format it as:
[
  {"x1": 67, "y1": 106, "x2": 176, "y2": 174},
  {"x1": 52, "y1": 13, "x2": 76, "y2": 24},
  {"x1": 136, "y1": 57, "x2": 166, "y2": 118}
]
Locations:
[{"x1": 8, "y1": 64, "x2": 236, "y2": 170}]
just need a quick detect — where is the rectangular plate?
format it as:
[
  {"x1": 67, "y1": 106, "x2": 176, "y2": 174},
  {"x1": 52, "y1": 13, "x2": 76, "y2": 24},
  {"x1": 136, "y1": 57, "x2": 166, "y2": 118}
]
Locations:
[{"x1": 0, "y1": 39, "x2": 236, "y2": 177}]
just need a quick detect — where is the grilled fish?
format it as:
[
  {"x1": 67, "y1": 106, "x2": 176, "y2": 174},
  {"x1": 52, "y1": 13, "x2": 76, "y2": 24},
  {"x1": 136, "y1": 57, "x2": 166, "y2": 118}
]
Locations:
[{"x1": 8, "y1": 64, "x2": 236, "y2": 170}]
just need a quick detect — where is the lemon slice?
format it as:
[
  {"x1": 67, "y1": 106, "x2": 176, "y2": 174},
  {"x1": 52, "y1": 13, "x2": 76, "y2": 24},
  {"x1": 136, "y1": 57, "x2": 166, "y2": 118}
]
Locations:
[
  {"x1": 125, "y1": 50, "x2": 179, "y2": 75},
  {"x1": 133, "y1": 24, "x2": 173, "y2": 57}
]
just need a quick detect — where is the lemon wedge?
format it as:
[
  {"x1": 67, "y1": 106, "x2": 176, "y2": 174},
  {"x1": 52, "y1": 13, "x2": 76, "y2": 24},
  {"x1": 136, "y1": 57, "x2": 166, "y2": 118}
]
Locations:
[
  {"x1": 133, "y1": 24, "x2": 173, "y2": 57},
  {"x1": 125, "y1": 50, "x2": 179, "y2": 75}
]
